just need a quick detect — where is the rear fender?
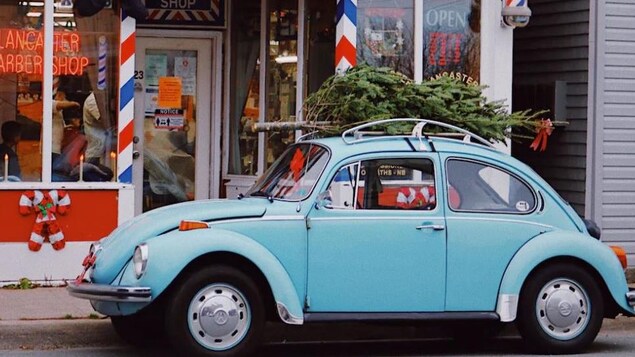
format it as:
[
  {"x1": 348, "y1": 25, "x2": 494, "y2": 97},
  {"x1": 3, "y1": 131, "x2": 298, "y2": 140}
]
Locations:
[
  {"x1": 117, "y1": 228, "x2": 304, "y2": 323},
  {"x1": 497, "y1": 231, "x2": 633, "y2": 321}
]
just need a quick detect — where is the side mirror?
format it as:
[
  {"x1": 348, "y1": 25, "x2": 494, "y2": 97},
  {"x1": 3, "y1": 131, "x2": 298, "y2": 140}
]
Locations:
[{"x1": 315, "y1": 191, "x2": 333, "y2": 210}]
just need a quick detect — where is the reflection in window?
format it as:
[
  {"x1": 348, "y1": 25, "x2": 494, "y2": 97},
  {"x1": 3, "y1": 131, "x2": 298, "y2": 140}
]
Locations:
[
  {"x1": 229, "y1": 0, "x2": 261, "y2": 176},
  {"x1": 447, "y1": 159, "x2": 536, "y2": 213},
  {"x1": 423, "y1": 0, "x2": 480, "y2": 83},
  {"x1": 0, "y1": 1, "x2": 46, "y2": 181},
  {"x1": 266, "y1": 0, "x2": 298, "y2": 169},
  {"x1": 327, "y1": 158, "x2": 436, "y2": 211},
  {"x1": 52, "y1": 5, "x2": 119, "y2": 182},
  {"x1": 305, "y1": 1, "x2": 335, "y2": 95},
  {"x1": 248, "y1": 143, "x2": 329, "y2": 201},
  {"x1": 357, "y1": 0, "x2": 414, "y2": 78}
]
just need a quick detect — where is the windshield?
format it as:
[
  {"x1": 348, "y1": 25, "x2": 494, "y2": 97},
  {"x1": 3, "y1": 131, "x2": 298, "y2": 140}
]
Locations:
[{"x1": 247, "y1": 143, "x2": 330, "y2": 201}]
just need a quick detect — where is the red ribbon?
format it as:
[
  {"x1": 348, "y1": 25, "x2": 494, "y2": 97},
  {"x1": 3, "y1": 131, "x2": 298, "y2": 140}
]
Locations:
[
  {"x1": 530, "y1": 119, "x2": 554, "y2": 152},
  {"x1": 289, "y1": 148, "x2": 305, "y2": 181}
]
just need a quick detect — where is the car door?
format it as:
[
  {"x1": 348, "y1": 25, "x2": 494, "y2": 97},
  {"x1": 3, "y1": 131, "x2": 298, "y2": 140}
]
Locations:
[
  {"x1": 306, "y1": 154, "x2": 446, "y2": 312},
  {"x1": 441, "y1": 156, "x2": 549, "y2": 311}
]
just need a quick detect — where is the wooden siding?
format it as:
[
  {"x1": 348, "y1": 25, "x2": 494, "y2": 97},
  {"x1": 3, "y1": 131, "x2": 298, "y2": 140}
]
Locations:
[
  {"x1": 512, "y1": 0, "x2": 590, "y2": 215},
  {"x1": 600, "y1": 0, "x2": 635, "y2": 262}
]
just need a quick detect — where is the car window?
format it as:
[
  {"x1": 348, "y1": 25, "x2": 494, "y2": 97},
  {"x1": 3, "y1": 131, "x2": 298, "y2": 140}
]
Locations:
[
  {"x1": 248, "y1": 143, "x2": 329, "y2": 201},
  {"x1": 446, "y1": 159, "x2": 536, "y2": 213},
  {"x1": 326, "y1": 158, "x2": 436, "y2": 210}
]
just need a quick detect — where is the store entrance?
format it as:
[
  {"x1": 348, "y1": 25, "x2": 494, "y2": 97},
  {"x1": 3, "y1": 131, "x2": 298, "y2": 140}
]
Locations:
[{"x1": 133, "y1": 36, "x2": 218, "y2": 214}]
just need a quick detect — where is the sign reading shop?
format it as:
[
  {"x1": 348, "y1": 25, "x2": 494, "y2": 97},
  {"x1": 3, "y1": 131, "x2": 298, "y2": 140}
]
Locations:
[{"x1": 139, "y1": 0, "x2": 226, "y2": 29}]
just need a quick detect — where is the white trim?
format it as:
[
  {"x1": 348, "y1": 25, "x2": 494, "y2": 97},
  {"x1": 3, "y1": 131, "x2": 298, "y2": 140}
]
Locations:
[
  {"x1": 295, "y1": 0, "x2": 306, "y2": 140},
  {"x1": 585, "y1": 1, "x2": 604, "y2": 222},
  {"x1": 42, "y1": 0, "x2": 54, "y2": 183},
  {"x1": 258, "y1": 2, "x2": 268, "y2": 177},
  {"x1": 414, "y1": 0, "x2": 423, "y2": 83},
  {"x1": 210, "y1": 32, "x2": 224, "y2": 198},
  {"x1": 496, "y1": 294, "x2": 518, "y2": 322},
  {"x1": 0, "y1": 182, "x2": 131, "y2": 190}
]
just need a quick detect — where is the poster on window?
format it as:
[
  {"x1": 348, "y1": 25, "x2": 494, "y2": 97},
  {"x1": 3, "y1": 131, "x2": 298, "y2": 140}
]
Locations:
[
  {"x1": 357, "y1": 0, "x2": 414, "y2": 78},
  {"x1": 174, "y1": 56, "x2": 197, "y2": 96},
  {"x1": 422, "y1": 0, "x2": 480, "y2": 85}
]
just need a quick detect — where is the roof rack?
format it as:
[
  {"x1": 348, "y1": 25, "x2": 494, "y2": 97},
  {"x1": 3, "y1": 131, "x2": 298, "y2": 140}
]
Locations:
[{"x1": 341, "y1": 118, "x2": 496, "y2": 150}]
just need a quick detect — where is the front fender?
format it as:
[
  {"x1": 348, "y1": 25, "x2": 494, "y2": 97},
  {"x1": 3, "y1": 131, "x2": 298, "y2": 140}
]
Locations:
[
  {"x1": 497, "y1": 231, "x2": 633, "y2": 321},
  {"x1": 117, "y1": 228, "x2": 304, "y2": 322}
]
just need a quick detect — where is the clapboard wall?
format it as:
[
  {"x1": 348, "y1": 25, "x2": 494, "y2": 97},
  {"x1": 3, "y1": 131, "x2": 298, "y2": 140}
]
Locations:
[{"x1": 588, "y1": 0, "x2": 635, "y2": 265}]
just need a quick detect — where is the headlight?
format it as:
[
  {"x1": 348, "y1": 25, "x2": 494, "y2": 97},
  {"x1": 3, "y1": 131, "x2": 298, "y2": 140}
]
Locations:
[
  {"x1": 133, "y1": 243, "x2": 149, "y2": 279},
  {"x1": 89, "y1": 243, "x2": 101, "y2": 255}
]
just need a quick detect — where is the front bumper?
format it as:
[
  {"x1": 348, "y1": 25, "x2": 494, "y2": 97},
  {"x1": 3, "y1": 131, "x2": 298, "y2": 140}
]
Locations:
[
  {"x1": 628, "y1": 288, "x2": 635, "y2": 307},
  {"x1": 67, "y1": 281, "x2": 152, "y2": 303}
]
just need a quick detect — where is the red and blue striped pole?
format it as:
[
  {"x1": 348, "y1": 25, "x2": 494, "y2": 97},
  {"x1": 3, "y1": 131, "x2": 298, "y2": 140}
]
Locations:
[
  {"x1": 117, "y1": 10, "x2": 135, "y2": 183},
  {"x1": 335, "y1": 0, "x2": 357, "y2": 74}
]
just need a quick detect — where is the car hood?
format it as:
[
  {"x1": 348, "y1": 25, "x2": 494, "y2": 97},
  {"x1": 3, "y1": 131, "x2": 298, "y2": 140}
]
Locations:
[{"x1": 93, "y1": 199, "x2": 267, "y2": 284}]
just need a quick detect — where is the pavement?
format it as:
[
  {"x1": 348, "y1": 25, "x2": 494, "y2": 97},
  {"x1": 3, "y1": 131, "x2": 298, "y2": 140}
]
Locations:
[
  {"x1": 0, "y1": 286, "x2": 99, "y2": 321},
  {"x1": 1, "y1": 283, "x2": 634, "y2": 321}
]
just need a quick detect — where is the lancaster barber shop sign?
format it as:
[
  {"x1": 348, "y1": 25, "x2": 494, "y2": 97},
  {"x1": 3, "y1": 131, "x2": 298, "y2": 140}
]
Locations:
[{"x1": 139, "y1": 0, "x2": 226, "y2": 29}]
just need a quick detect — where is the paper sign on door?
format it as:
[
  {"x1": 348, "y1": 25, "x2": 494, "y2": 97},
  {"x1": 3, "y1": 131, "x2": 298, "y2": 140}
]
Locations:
[{"x1": 158, "y1": 76, "x2": 182, "y2": 108}]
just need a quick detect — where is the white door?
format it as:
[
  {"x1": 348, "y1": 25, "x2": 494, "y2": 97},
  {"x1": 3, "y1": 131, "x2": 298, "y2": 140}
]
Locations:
[{"x1": 133, "y1": 36, "x2": 217, "y2": 214}]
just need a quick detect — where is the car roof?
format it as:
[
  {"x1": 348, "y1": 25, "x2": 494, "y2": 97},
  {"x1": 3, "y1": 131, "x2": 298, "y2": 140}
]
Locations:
[{"x1": 307, "y1": 135, "x2": 509, "y2": 164}]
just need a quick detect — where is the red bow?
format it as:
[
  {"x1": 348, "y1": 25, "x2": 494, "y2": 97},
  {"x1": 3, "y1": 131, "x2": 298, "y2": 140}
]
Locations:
[{"x1": 530, "y1": 119, "x2": 554, "y2": 152}]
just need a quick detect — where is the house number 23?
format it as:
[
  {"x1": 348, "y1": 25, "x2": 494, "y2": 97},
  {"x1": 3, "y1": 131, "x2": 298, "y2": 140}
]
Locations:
[{"x1": 134, "y1": 70, "x2": 144, "y2": 80}]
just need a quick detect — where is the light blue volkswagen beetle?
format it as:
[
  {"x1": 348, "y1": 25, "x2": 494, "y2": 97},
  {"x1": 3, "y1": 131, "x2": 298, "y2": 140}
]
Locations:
[{"x1": 68, "y1": 119, "x2": 634, "y2": 356}]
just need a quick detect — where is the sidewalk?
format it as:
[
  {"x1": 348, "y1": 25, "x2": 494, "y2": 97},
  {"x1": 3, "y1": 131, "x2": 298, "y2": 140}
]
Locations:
[
  {"x1": 0, "y1": 283, "x2": 633, "y2": 321},
  {"x1": 0, "y1": 287, "x2": 98, "y2": 321}
]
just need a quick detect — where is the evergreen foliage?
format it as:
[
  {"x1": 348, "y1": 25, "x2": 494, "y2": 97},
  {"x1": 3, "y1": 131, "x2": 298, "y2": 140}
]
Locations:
[{"x1": 303, "y1": 64, "x2": 548, "y2": 142}]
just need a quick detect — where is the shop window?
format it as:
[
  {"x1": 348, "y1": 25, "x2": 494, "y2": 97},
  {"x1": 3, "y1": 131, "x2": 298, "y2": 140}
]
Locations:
[
  {"x1": 53, "y1": 4, "x2": 119, "y2": 182},
  {"x1": 229, "y1": 0, "x2": 261, "y2": 176},
  {"x1": 266, "y1": 0, "x2": 299, "y2": 170},
  {"x1": 228, "y1": 0, "x2": 336, "y2": 180},
  {"x1": 357, "y1": 0, "x2": 415, "y2": 79},
  {"x1": 0, "y1": 1, "x2": 119, "y2": 183},
  {"x1": 422, "y1": 0, "x2": 481, "y2": 84},
  {"x1": 0, "y1": 1, "x2": 46, "y2": 181}
]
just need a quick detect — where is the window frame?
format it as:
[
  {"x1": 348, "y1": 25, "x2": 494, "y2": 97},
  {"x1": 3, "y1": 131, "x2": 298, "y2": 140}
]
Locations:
[
  {"x1": 445, "y1": 157, "x2": 539, "y2": 215},
  {"x1": 325, "y1": 156, "x2": 439, "y2": 212}
]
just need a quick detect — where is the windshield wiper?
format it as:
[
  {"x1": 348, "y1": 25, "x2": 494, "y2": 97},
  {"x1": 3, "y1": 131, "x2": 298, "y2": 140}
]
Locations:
[{"x1": 249, "y1": 191, "x2": 274, "y2": 203}]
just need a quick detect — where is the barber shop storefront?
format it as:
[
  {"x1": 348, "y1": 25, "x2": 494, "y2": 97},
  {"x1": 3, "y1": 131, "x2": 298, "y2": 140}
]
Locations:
[{"x1": 0, "y1": 0, "x2": 519, "y2": 283}]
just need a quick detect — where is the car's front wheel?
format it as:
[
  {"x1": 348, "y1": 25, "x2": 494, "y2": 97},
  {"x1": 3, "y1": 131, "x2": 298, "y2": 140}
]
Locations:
[
  {"x1": 165, "y1": 265, "x2": 265, "y2": 356},
  {"x1": 517, "y1": 263, "x2": 604, "y2": 354}
]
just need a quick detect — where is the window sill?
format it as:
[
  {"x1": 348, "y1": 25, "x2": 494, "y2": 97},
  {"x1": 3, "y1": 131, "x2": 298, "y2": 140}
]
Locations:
[{"x1": 0, "y1": 182, "x2": 133, "y2": 190}]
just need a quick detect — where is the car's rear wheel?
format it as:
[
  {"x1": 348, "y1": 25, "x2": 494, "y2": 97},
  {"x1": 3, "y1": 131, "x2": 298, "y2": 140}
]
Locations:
[
  {"x1": 517, "y1": 263, "x2": 604, "y2": 354},
  {"x1": 165, "y1": 265, "x2": 265, "y2": 356}
]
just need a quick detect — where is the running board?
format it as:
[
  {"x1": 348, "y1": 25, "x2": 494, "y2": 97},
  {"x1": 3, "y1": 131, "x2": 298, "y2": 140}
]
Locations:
[{"x1": 304, "y1": 312, "x2": 499, "y2": 322}]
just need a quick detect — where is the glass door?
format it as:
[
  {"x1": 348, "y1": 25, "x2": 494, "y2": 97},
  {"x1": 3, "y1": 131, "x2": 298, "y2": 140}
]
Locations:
[{"x1": 133, "y1": 37, "x2": 213, "y2": 214}]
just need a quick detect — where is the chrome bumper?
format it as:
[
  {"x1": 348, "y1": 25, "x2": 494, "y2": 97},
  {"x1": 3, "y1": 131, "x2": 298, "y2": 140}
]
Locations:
[
  {"x1": 67, "y1": 281, "x2": 152, "y2": 303},
  {"x1": 628, "y1": 289, "x2": 635, "y2": 307}
]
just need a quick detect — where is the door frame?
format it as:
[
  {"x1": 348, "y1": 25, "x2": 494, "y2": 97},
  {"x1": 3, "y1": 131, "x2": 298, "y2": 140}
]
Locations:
[{"x1": 134, "y1": 30, "x2": 223, "y2": 214}]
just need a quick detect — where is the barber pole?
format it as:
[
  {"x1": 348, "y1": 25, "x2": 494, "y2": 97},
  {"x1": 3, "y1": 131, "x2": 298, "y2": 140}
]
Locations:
[
  {"x1": 97, "y1": 35, "x2": 107, "y2": 90},
  {"x1": 335, "y1": 0, "x2": 357, "y2": 74},
  {"x1": 117, "y1": 11, "x2": 135, "y2": 183}
]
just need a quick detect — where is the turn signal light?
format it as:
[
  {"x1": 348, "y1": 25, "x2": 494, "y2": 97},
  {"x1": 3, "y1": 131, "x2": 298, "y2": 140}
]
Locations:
[
  {"x1": 179, "y1": 220, "x2": 210, "y2": 231},
  {"x1": 610, "y1": 245, "x2": 628, "y2": 270}
]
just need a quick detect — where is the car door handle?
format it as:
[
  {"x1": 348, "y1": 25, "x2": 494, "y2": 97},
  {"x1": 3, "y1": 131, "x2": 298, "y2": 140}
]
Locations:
[{"x1": 416, "y1": 224, "x2": 445, "y2": 231}]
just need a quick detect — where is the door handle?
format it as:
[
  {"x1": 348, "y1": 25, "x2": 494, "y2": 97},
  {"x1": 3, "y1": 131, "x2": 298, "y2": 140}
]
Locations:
[{"x1": 416, "y1": 224, "x2": 445, "y2": 231}]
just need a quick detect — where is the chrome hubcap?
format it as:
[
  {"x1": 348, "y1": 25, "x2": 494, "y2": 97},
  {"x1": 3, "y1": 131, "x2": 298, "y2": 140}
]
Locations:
[
  {"x1": 536, "y1": 278, "x2": 590, "y2": 340},
  {"x1": 188, "y1": 283, "x2": 251, "y2": 351}
]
